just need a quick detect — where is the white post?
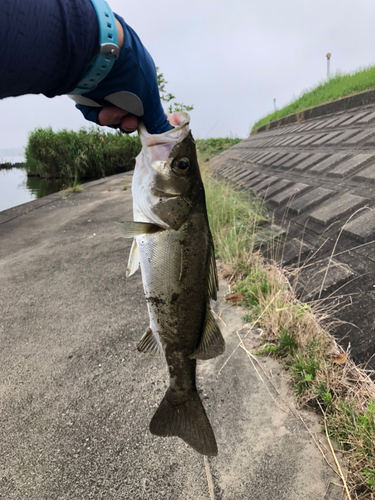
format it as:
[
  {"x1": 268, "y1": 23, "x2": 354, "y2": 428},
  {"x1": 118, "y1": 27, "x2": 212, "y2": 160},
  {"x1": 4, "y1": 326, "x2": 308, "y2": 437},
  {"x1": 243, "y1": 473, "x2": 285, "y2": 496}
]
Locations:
[
  {"x1": 326, "y1": 53, "x2": 331, "y2": 80},
  {"x1": 273, "y1": 98, "x2": 276, "y2": 111}
]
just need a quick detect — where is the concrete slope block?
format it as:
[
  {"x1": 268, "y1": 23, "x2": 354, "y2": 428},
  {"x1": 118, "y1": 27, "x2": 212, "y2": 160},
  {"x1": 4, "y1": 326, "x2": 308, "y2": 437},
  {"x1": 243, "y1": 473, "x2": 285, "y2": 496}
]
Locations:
[
  {"x1": 310, "y1": 194, "x2": 368, "y2": 225},
  {"x1": 240, "y1": 151, "x2": 260, "y2": 162},
  {"x1": 288, "y1": 187, "x2": 336, "y2": 215},
  {"x1": 310, "y1": 153, "x2": 352, "y2": 173},
  {"x1": 295, "y1": 259, "x2": 354, "y2": 302},
  {"x1": 356, "y1": 110, "x2": 375, "y2": 124},
  {"x1": 343, "y1": 209, "x2": 375, "y2": 243},
  {"x1": 269, "y1": 183, "x2": 310, "y2": 206},
  {"x1": 354, "y1": 163, "x2": 375, "y2": 183},
  {"x1": 282, "y1": 152, "x2": 311, "y2": 169},
  {"x1": 298, "y1": 133, "x2": 327, "y2": 146},
  {"x1": 325, "y1": 114, "x2": 353, "y2": 127},
  {"x1": 231, "y1": 169, "x2": 256, "y2": 183},
  {"x1": 307, "y1": 120, "x2": 325, "y2": 130},
  {"x1": 241, "y1": 174, "x2": 267, "y2": 188},
  {"x1": 236, "y1": 172, "x2": 262, "y2": 186},
  {"x1": 344, "y1": 128, "x2": 375, "y2": 145},
  {"x1": 257, "y1": 152, "x2": 280, "y2": 164},
  {"x1": 313, "y1": 116, "x2": 341, "y2": 129},
  {"x1": 311, "y1": 131, "x2": 343, "y2": 145},
  {"x1": 277, "y1": 135, "x2": 302, "y2": 146},
  {"x1": 288, "y1": 135, "x2": 315, "y2": 146},
  {"x1": 293, "y1": 153, "x2": 330, "y2": 171},
  {"x1": 325, "y1": 129, "x2": 362, "y2": 145},
  {"x1": 251, "y1": 176, "x2": 279, "y2": 193},
  {"x1": 280, "y1": 238, "x2": 312, "y2": 266},
  {"x1": 264, "y1": 152, "x2": 290, "y2": 166},
  {"x1": 251, "y1": 151, "x2": 273, "y2": 162},
  {"x1": 220, "y1": 163, "x2": 240, "y2": 178},
  {"x1": 328, "y1": 153, "x2": 375, "y2": 178},
  {"x1": 273, "y1": 152, "x2": 298, "y2": 167},
  {"x1": 341, "y1": 110, "x2": 373, "y2": 125},
  {"x1": 262, "y1": 179, "x2": 294, "y2": 199}
]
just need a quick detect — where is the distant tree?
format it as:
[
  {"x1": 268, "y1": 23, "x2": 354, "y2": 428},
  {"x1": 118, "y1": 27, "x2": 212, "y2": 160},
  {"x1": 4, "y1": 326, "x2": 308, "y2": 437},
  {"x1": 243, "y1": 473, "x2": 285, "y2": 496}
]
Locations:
[{"x1": 156, "y1": 67, "x2": 193, "y2": 114}]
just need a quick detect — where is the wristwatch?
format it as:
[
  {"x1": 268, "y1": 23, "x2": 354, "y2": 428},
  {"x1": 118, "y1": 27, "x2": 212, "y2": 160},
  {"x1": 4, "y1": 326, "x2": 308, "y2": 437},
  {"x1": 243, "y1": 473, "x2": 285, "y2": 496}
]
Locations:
[{"x1": 68, "y1": 0, "x2": 119, "y2": 95}]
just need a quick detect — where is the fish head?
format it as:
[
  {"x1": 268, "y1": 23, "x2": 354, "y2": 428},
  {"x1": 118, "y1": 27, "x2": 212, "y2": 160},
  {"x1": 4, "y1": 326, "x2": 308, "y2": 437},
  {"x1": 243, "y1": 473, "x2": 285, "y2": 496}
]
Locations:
[{"x1": 133, "y1": 113, "x2": 206, "y2": 230}]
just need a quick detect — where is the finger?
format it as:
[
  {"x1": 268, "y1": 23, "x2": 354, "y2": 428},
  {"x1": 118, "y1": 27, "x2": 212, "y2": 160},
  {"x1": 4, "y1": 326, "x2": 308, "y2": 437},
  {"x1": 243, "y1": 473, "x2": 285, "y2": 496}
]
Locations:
[
  {"x1": 98, "y1": 106, "x2": 129, "y2": 126},
  {"x1": 120, "y1": 114, "x2": 139, "y2": 133}
]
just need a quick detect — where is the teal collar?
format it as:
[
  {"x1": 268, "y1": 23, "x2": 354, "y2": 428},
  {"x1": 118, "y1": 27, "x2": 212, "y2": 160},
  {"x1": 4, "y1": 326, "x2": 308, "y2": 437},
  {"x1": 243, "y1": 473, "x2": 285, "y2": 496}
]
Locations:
[{"x1": 69, "y1": 0, "x2": 119, "y2": 95}]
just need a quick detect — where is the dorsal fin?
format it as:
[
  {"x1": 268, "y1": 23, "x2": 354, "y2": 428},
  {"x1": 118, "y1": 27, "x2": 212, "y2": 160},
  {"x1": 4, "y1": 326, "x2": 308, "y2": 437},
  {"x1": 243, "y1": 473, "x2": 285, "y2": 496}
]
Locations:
[{"x1": 207, "y1": 240, "x2": 219, "y2": 301}]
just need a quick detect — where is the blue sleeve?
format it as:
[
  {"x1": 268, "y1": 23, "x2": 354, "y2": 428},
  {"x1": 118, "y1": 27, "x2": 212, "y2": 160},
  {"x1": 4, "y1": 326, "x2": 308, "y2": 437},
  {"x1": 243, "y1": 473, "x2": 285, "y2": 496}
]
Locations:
[{"x1": 0, "y1": 0, "x2": 98, "y2": 98}]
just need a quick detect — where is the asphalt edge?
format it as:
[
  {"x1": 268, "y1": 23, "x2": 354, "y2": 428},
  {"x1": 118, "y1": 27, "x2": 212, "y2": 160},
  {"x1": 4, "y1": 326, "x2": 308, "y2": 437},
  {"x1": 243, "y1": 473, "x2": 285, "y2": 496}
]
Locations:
[{"x1": 0, "y1": 171, "x2": 134, "y2": 226}]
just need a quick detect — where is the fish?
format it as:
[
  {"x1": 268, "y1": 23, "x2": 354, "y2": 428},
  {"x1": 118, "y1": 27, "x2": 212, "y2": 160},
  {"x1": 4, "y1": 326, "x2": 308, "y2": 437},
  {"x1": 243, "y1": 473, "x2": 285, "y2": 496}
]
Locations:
[{"x1": 115, "y1": 112, "x2": 225, "y2": 456}]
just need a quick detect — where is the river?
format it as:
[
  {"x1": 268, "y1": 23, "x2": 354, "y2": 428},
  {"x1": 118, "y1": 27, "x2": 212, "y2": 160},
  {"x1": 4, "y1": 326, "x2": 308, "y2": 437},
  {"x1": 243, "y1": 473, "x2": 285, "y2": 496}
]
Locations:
[{"x1": 0, "y1": 166, "x2": 64, "y2": 212}]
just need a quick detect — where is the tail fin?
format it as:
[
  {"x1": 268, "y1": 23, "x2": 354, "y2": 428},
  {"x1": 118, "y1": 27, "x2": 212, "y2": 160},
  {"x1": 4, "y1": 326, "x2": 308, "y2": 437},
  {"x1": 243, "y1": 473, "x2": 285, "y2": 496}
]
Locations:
[{"x1": 150, "y1": 388, "x2": 218, "y2": 456}]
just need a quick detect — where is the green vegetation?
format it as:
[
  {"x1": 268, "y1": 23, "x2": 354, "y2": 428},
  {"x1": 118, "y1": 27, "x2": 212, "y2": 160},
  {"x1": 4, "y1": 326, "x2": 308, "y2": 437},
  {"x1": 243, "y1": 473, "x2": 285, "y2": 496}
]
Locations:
[
  {"x1": 201, "y1": 137, "x2": 375, "y2": 498},
  {"x1": 0, "y1": 161, "x2": 24, "y2": 170},
  {"x1": 197, "y1": 138, "x2": 268, "y2": 271},
  {"x1": 196, "y1": 138, "x2": 242, "y2": 163},
  {"x1": 157, "y1": 67, "x2": 193, "y2": 114},
  {"x1": 25, "y1": 127, "x2": 141, "y2": 180},
  {"x1": 65, "y1": 179, "x2": 83, "y2": 193},
  {"x1": 253, "y1": 66, "x2": 375, "y2": 131}
]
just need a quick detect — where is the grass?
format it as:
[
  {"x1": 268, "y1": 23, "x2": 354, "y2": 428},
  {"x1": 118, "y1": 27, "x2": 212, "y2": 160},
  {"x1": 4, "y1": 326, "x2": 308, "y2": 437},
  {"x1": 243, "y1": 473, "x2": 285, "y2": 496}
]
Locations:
[
  {"x1": 25, "y1": 127, "x2": 141, "y2": 180},
  {"x1": 65, "y1": 181, "x2": 83, "y2": 193},
  {"x1": 252, "y1": 65, "x2": 375, "y2": 131},
  {"x1": 197, "y1": 137, "x2": 268, "y2": 272},
  {"x1": 196, "y1": 138, "x2": 242, "y2": 163},
  {"x1": 200, "y1": 137, "x2": 375, "y2": 498}
]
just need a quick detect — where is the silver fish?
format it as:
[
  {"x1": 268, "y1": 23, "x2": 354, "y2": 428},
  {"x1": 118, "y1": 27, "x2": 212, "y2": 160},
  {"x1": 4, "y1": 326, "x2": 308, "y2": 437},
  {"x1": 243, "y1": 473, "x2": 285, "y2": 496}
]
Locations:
[{"x1": 116, "y1": 113, "x2": 225, "y2": 456}]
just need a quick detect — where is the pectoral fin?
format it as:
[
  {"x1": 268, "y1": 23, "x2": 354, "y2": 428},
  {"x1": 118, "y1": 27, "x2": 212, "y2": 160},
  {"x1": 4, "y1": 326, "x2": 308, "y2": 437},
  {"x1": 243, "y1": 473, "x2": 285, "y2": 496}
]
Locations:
[
  {"x1": 114, "y1": 221, "x2": 161, "y2": 238},
  {"x1": 190, "y1": 306, "x2": 225, "y2": 360},
  {"x1": 137, "y1": 327, "x2": 163, "y2": 355},
  {"x1": 126, "y1": 239, "x2": 140, "y2": 277}
]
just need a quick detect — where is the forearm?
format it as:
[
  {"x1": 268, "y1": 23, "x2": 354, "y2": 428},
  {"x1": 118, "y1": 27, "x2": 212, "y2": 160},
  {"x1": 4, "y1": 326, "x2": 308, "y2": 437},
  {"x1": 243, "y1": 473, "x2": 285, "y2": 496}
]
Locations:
[
  {"x1": 0, "y1": 0, "x2": 99, "y2": 98},
  {"x1": 0, "y1": 0, "x2": 173, "y2": 135}
]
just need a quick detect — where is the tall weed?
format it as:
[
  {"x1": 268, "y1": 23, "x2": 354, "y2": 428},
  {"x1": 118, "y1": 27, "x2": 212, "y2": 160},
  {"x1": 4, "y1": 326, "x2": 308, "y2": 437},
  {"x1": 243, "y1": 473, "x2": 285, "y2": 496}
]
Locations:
[{"x1": 25, "y1": 127, "x2": 141, "y2": 180}]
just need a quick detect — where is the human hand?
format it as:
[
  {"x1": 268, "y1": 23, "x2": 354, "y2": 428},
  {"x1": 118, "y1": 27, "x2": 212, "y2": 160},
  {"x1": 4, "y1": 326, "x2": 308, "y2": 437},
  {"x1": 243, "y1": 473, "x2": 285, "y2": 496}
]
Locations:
[
  {"x1": 72, "y1": 14, "x2": 172, "y2": 135},
  {"x1": 98, "y1": 105, "x2": 138, "y2": 133}
]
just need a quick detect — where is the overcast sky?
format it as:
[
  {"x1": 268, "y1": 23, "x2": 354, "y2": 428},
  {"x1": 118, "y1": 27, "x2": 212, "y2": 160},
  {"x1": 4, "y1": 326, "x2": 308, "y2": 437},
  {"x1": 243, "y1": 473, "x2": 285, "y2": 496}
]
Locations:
[{"x1": 1, "y1": 0, "x2": 375, "y2": 155}]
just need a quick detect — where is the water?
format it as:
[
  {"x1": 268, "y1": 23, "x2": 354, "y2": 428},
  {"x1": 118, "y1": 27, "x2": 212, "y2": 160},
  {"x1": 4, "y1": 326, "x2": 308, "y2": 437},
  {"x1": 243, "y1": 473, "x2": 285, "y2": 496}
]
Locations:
[{"x1": 0, "y1": 167, "x2": 64, "y2": 212}]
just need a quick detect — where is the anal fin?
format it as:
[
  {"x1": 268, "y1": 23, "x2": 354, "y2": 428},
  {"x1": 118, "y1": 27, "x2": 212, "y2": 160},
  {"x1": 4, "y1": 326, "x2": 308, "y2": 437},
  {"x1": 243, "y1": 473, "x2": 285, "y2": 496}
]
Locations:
[
  {"x1": 137, "y1": 327, "x2": 163, "y2": 355},
  {"x1": 190, "y1": 306, "x2": 225, "y2": 360}
]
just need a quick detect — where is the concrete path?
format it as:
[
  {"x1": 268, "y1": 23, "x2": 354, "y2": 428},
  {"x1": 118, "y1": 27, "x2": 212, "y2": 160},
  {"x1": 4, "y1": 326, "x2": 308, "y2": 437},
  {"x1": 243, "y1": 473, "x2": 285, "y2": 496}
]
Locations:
[{"x1": 0, "y1": 173, "x2": 343, "y2": 499}]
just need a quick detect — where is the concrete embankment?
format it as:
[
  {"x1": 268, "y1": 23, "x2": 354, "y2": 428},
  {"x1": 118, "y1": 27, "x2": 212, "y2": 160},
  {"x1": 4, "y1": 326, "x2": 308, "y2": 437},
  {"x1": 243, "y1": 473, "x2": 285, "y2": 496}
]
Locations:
[
  {"x1": 0, "y1": 173, "x2": 342, "y2": 499},
  {"x1": 210, "y1": 91, "x2": 375, "y2": 372}
]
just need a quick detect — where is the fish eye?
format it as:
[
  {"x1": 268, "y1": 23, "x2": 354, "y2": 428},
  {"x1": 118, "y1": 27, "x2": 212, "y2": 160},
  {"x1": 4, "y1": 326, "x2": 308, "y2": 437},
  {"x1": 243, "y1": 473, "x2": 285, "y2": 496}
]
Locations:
[{"x1": 172, "y1": 157, "x2": 190, "y2": 175}]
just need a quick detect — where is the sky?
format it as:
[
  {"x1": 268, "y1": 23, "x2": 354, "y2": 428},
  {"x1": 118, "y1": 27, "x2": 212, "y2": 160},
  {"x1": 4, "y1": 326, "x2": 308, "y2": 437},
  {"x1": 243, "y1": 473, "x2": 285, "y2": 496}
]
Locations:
[{"x1": 1, "y1": 0, "x2": 375, "y2": 157}]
